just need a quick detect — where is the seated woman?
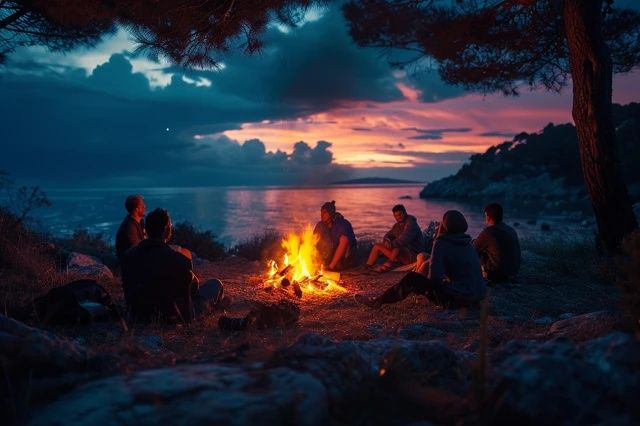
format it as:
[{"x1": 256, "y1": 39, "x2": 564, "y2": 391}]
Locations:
[
  {"x1": 355, "y1": 210, "x2": 486, "y2": 309},
  {"x1": 313, "y1": 200, "x2": 357, "y2": 271}
]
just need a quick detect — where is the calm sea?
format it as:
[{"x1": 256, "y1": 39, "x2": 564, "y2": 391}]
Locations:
[{"x1": 33, "y1": 185, "x2": 590, "y2": 246}]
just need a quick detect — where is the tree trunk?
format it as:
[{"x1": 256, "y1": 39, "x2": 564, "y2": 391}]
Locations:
[{"x1": 563, "y1": 0, "x2": 638, "y2": 252}]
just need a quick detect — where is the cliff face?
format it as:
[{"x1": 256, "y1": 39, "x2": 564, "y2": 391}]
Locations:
[{"x1": 420, "y1": 103, "x2": 640, "y2": 201}]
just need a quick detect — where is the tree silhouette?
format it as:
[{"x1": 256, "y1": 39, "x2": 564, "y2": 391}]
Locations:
[
  {"x1": 1, "y1": 0, "x2": 315, "y2": 67},
  {"x1": 344, "y1": 0, "x2": 640, "y2": 251},
  {"x1": 0, "y1": 1, "x2": 111, "y2": 63}
]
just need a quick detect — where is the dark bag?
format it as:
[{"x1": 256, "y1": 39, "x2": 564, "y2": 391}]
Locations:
[{"x1": 34, "y1": 279, "x2": 120, "y2": 325}]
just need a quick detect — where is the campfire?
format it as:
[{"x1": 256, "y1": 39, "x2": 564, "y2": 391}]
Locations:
[{"x1": 264, "y1": 225, "x2": 347, "y2": 297}]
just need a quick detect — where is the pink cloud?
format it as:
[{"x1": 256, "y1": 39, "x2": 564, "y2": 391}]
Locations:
[{"x1": 218, "y1": 70, "x2": 640, "y2": 169}]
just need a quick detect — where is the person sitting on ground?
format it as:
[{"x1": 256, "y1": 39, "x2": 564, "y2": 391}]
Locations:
[
  {"x1": 366, "y1": 204, "x2": 424, "y2": 272},
  {"x1": 355, "y1": 210, "x2": 486, "y2": 309},
  {"x1": 473, "y1": 203, "x2": 521, "y2": 283},
  {"x1": 121, "y1": 208, "x2": 225, "y2": 323},
  {"x1": 115, "y1": 194, "x2": 147, "y2": 262},
  {"x1": 313, "y1": 201, "x2": 357, "y2": 271}
]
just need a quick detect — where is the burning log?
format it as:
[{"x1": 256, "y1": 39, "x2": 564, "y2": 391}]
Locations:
[
  {"x1": 292, "y1": 281, "x2": 303, "y2": 299},
  {"x1": 278, "y1": 265, "x2": 292, "y2": 277},
  {"x1": 263, "y1": 226, "x2": 349, "y2": 297},
  {"x1": 322, "y1": 270, "x2": 341, "y2": 282}
]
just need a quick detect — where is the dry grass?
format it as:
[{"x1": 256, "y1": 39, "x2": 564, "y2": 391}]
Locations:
[{"x1": 1, "y1": 227, "x2": 622, "y2": 375}]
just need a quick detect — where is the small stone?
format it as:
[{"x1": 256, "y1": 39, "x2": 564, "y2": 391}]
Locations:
[{"x1": 534, "y1": 316, "x2": 554, "y2": 326}]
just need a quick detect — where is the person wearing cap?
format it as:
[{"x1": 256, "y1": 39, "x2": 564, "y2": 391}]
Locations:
[
  {"x1": 355, "y1": 210, "x2": 486, "y2": 308},
  {"x1": 115, "y1": 194, "x2": 147, "y2": 262},
  {"x1": 473, "y1": 203, "x2": 521, "y2": 283},
  {"x1": 313, "y1": 200, "x2": 357, "y2": 271},
  {"x1": 366, "y1": 204, "x2": 424, "y2": 272}
]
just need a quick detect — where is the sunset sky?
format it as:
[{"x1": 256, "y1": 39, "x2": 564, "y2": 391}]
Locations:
[{"x1": 1, "y1": 2, "x2": 639, "y2": 187}]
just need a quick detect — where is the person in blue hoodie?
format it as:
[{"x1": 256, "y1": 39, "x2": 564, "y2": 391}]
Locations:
[{"x1": 355, "y1": 210, "x2": 486, "y2": 309}]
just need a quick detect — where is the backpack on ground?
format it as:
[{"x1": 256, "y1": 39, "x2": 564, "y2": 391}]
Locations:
[{"x1": 34, "y1": 279, "x2": 121, "y2": 325}]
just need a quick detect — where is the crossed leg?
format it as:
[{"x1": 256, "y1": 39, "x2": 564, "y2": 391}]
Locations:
[{"x1": 366, "y1": 243, "x2": 400, "y2": 266}]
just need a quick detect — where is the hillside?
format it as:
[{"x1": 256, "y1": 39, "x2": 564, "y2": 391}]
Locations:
[
  {"x1": 420, "y1": 103, "x2": 640, "y2": 202},
  {"x1": 331, "y1": 177, "x2": 422, "y2": 185}
]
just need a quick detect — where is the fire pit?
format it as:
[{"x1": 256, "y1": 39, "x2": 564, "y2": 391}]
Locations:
[{"x1": 263, "y1": 226, "x2": 347, "y2": 298}]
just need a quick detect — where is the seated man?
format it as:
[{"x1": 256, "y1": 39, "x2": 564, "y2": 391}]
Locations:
[
  {"x1": 313, "y1": 201, "x2": 357, "y2": 271},
  {"x1": 121, "y1": 208, "x2": 224, "y2": 323},
  {"x1": 355, "y1": 210, "x2": 486, "y2": 309},
  {"x1": 115, "y1": 194, "x2": 147, "y2": 263},
  {"x1": 473, "y1": 203, "x2": 521, "y2": 283},
  {"x1": 366, "y1": 204, "x2": 424, "y2": 272}
]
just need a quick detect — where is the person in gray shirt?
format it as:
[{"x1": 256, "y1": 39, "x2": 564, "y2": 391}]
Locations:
[
  {"x1": 355, "y1": 210, "x2": 486, "y2": 309},
  {"x1": 366, "y1": 204, "x2": 424, "y2": 272},
  {"x1": 473, "y1": 203, "x2": 521, "y2": 283}
]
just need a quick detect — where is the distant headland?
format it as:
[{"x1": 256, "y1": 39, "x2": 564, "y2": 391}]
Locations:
[{"x1": 331, "y1": 177, "x2": 423, "y2": 185}]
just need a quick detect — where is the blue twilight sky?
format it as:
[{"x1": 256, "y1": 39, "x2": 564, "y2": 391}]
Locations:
[{"x1": 1, "y1": 1, "x2": 639, "y2": 188}]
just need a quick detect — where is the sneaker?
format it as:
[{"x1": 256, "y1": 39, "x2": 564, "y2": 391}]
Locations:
[
  {"x1": 218, "y1": 315, "x2": 249, "y2": 331},
  {"x1": 353, "y1": 294, "x2": 382, "y2": 309}
]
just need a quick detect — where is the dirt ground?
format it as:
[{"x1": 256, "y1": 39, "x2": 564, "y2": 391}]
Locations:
[{"x1": 44, "y1": 247, "x2": 620, "y2": 373}]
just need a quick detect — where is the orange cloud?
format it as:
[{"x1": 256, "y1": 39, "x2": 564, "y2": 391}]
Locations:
[
  {"x1": 219, "y1": 90, "x2": 570, "y2": 168},
  {"x1": 218, "y1": 74, "x2": 634, "y2": 169}
]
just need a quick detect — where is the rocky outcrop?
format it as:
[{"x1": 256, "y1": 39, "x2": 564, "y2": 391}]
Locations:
[
  {"x1": 3, "y1": 313, "x2": 636, "y2": 426},
  {"x1": 0, "y1": 314, "x2": 95, "y2": 374},
  {"x1": 489, "y1": 332, "x2": 640, "y2": 425},
  {"x1": 66, "y1": 252, "x2": 113, "y2": 281},
  {"x1": 420, "y1": 103, "x2": 640, "y2": 202},
  {"x1": 30, "y1": 364, "x2": 329, "y2": 426},
  {"x1": 548, "y1": 310, "x2": 622, "y2": 341},
  {"x1": 420, "y1": 171, "x2": 583, "y2": 201},
  {"x1": 29, "y1": 335, "x2": 475, "y2": 425}
]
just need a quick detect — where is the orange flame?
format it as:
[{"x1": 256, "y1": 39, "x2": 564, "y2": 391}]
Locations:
[{"x1": 265, "y1": 225, "x2": 347, "y2": 295}]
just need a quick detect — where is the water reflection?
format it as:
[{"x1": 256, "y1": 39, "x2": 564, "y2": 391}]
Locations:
[{"x1": 35, "y1": 185, "x2": 589, "y2": 246}]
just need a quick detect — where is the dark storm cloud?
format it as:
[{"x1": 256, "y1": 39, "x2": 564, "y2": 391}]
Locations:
[
  {"x1": 0, "y1": 2, "x2": 476, "y2": 188},
  {"x1": 352, "y1": 127, "x2": 373, "y2": 131},
  {"x1": 376, "y1": 149, "x2": 475, "y2": 164},
  {"x1": 88, "y1": 54, "x2": 149, "y2": 94},
  {"x1": 0, "y1": 54, "x2": 351, "y2": 187},
  {"x1": 190, "y1": 6, "x2": 404, "y2": 109},
  {"x1": 403, "y1": 69, "x2": 467, "y2": 103},
  {"x1": 402, "y1": 127, "x2": 473, "y2": 140},
  {"x1": 382, "y1": 143, "x2": 406, "y2": 149},
  {"x1": 478, "y1": 131, "x2": 516, "y2": 138}
]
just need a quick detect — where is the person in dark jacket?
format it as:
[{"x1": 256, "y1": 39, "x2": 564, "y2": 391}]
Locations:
[
  {"x1": 313, "y1": 201, "x2": 357, "y2": 271},
  {"x1": 355, "y1": 210, "x2": 486, "y2": 309},
  {"x1": 473, "y1": 203, "x2": 521, "y2": 283},
  {"x1": 366, "y1": 204, "x2": 424, "y2": 272},
  {"x1": 121, "y1": 208, "x2": 225, "y2": 323},
  {"x1": 115, "y1": 194, "x2": 146, "y2": 262}
]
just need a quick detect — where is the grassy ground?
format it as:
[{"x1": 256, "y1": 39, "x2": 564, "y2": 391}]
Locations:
[{"x1": 26, "y1": 237, "x2": 619, "y2": 376}]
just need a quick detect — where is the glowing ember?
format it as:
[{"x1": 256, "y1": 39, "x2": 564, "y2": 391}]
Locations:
[{"x1": 264, "y1": 225, "x2": 347, "y2": 296}]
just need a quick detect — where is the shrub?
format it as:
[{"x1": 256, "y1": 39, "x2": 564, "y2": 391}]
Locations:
[
  {"x1": 521, "y1": 236, "x2": 601, "y2": 279},
  {"x1": 56, "y1": 229, "x2": 117, "y2": 270},
  {"x1": 0, "y1": 207, "x2": 66, "y2": 317},
  {"x1": 229, "y1": 230, "x2": 281, "y2": 261},
  {"x1": 171, "y1": 221, "x2": 226, "y2": 261}
]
